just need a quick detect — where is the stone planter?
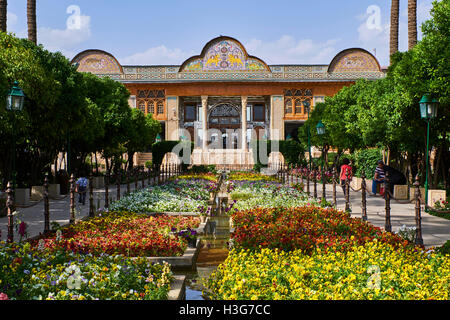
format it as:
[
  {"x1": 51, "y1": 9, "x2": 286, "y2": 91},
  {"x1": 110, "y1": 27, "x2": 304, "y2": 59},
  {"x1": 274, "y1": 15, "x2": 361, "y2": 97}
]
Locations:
[
  {"x1": 428, "y1": 189, "x2": 446, "y2": 207},
  {"x1": 92, "y1": 176, "x2": 104, "y2": 189},
  {"x1": 366, "y1": 179, "x2": 373, "y2": 192},
  {"x1": 15, "y1": 188, "x2": 30, "y2": 206},
  {"x1": 48, "y1": 184, "x2": 60, "y2": 199},
  {"x1": 31, "y1": 185, "x2": 45, "y2": 201},
  {"x1": 351, "y1": 177, "x2": 362, "y2": 190},
  {"x1": 393, "y1": 185, "x2": 409, "y2": 200}
]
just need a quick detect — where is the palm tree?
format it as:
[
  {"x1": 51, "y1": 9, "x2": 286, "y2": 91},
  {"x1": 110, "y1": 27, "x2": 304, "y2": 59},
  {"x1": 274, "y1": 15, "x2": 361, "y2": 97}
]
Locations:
[
  {"x1": 0, "y1": 0, "x2": 7, "y2": 33},
  {"x1": 408, "y1": 0, "x2": 417, "y2": 49},
  {"x1": 390, "y1": 0, "x2": 399, "y2": 64},
  {"x1": 27, "y1": 0, "x2": 36, "y2": 44}
]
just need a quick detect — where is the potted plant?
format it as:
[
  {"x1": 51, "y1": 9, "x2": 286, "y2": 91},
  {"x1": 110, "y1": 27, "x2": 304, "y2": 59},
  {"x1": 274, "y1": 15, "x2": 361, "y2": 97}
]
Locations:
[
  {"x1": 197, "y1": 205, "x2": 210, "y2": 223},
  {"x1": 176, "y1": 228, "x2": 198, "y2": 248}
]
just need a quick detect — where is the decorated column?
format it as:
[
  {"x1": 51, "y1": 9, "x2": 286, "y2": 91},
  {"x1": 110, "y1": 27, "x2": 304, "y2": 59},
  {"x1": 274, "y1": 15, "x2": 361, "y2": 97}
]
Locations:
[
  {"x1": 241, "y1": 96, "x2": 248, "y2": 150},
  {"x1": 201, "y1": 95, "x2": 208, "y2": 150}
]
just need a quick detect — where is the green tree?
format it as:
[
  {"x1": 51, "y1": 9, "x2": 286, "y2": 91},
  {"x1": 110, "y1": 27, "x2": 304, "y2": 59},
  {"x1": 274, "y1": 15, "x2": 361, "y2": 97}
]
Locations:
[{"x1": 125, "y1": 108, "x2": 161, "y2": 171}]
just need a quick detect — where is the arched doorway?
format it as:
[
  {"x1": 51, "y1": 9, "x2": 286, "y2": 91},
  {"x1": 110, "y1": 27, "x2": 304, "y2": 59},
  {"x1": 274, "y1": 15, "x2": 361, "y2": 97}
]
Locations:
[{"x1": 208, "y1": 103, "x2": 241, "y2": 149}]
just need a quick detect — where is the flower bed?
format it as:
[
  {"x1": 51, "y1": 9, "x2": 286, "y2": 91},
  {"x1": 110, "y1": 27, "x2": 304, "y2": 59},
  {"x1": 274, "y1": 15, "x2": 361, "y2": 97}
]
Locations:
[
  {"x1": 175, "y1": 173, "x2": 220, "y2": 183},
  {"x1": 31, "y1": 212, "x2": 200, "y2": 257},
  {"x1": 0, "y1": 242, "x2": 172, "y2": 300},
  {"x1": 227, "y1": 180, "x2": 313, "y2": 212},
  {"x1": 207, "y1": 241, "x2": 450, "y2": 300},
  {"x1": 110, "y1": 178, "x2": 215, "y2": 213},
  {"x1": 231, "y1": 206, "x2": 408, "y2": 253},
  {"x1": 227, "y1": 172, "x2": 280, "y2": 182}
]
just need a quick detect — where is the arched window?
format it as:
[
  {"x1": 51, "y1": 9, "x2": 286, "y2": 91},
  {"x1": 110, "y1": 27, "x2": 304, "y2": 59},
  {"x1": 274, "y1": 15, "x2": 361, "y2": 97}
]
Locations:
[
  {"x1": 147, "y1": 101, "x2": 155, "y2": 115},
  {"x1": 138, "y1": 101, "x2": 146, "y2": 113},
  {"x1": 295, "y1": 99, "x2": 302, "y2": 114},
  {"x1": 285, "y1": 99, "x2": 292, "y2": 114},
  {"x1": 157, "y1": 101, "x2": 164, "y2": 115},
  {"x1": 284, "y1": 89, "x2": 313, "y2": 117}
]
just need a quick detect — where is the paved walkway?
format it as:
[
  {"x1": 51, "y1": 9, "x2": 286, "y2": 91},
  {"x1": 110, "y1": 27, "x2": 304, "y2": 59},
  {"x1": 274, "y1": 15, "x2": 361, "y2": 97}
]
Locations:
[
  {"x1": 0, "y1": 178, "x2": 153, "y2": 242},
  {"x1": 1, "y1": 178, "x2": 449, "y2": 249},
  {"x1": 317, "y1": 182, "x2": 450, "y2": 248}
]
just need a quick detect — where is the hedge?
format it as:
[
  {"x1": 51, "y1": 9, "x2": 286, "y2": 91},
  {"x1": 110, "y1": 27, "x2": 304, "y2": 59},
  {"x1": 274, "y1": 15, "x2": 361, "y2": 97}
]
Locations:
[
  {"x1": 151, "y1": 140, "x2": 194, "y2": 167},
  {"x1": 250, "y1": 140, "x2": 305, "y2": 166}
]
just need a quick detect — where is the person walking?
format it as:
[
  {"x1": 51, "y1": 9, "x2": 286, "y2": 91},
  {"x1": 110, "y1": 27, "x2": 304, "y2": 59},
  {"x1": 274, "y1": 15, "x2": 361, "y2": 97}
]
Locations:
[
  {"x1": 76, "y1": 174, "x2": 88, "y2": 205},
  {"x1": 340, "y1": 158, "x2": 352, "y2": 196},
  {"x1": 372, "y1": 160, "x2": 385, "y2": 195}
]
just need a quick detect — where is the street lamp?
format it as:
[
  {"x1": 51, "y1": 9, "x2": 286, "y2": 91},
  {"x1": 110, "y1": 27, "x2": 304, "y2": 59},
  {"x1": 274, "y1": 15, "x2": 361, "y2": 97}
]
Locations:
[
  {"x1": 316, "y1": 120, "x2": 326, "y2": 202},
  {"x1": 156, "y1": 133, "x2": 162, "y2": 143},
  {"x1": 419, "y1": 94, "x2": 439, "y2": 210},
  {"x1": 6, "y1": 81, "x2": 25, "y2": 111},
  {"x1": 6, "y1": 81, "x2": 25, "y2": 190}
]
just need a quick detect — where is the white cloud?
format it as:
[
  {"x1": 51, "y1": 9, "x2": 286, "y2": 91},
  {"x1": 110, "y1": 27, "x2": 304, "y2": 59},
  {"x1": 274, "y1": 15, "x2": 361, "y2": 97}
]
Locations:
[
  {"x1": 243, "y1": 35, "x2": 341, "y2": 64},
  {"x1": 38, "y1": 14, "x2": 91, "y2": 53},
  {"x1": 120, "y1": 45, "x2": 195, "y2": 65}
]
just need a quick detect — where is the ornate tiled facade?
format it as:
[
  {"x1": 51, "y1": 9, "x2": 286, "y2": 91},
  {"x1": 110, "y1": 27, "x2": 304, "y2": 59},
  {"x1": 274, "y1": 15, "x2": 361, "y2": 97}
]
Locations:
[
  {"x1": 71, "y1": 36, "x2": 386, "y2": 165},
  {"x1": 73, "y1": 38, "x2": 385, "y2": 83}
]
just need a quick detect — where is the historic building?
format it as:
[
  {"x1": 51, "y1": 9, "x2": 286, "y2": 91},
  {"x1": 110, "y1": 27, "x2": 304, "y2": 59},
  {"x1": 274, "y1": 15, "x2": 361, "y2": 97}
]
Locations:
[{"x1": 72, "y1": 36, "x2": 385, "y2": 166}]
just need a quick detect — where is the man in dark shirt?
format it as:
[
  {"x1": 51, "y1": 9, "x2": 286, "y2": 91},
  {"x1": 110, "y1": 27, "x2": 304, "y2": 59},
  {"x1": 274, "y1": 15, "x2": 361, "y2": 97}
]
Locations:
[
  {"x1": 382, "y1": 165, "x2": 407, "y2": 194},
  {"x1": 372, "y1": 160, "x2": 385, "y2": 195}
]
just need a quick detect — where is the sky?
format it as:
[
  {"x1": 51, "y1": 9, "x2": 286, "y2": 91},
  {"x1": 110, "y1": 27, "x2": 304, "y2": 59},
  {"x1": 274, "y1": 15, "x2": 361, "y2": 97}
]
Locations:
[{"x1": 5, "y1": 0, "x2": 436, "y2": 68}]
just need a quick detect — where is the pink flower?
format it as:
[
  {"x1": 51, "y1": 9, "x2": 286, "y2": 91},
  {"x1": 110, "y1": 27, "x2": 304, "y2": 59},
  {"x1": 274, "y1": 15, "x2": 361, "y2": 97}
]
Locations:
[{"x1": 0, "y1": 293, "x2": 8, "y2": 300}]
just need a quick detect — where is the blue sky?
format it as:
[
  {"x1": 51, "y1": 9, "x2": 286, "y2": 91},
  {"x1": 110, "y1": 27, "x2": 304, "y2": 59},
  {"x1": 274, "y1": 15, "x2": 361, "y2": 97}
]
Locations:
[{"x1": 6, "y1": 0, "x2": 435, "y2": 67}]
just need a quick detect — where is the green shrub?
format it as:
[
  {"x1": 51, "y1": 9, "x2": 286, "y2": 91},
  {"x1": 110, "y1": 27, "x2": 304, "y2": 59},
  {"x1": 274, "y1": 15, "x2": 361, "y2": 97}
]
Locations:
[
  {"x1": 250, "y1": 140, "x2": 305, "y2": 166},
  {"x1": 145, "y1": 160, "x2": 152, "y2": 169},
  {"x1": 353, "y1": 148, "x2": 382, "y2": 178},
  {"x1": 151, "y1": 140, "x2": 194, "y2": 167},
  {"x1": 436, "y1": 240, "x2": 450, "y2": 256},
  {"x1": 231, "y1": 191, "x2": 254, "y2": 201}
]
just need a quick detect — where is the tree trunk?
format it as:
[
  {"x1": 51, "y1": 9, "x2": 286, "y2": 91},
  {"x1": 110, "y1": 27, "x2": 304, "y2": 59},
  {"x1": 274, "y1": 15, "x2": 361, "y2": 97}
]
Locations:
[
  {"x1": 127, "y1": 151, "x2": 135, "y2": 172},
  {"x1": 27, "y1": 0, "x2": 37, "y2": 45},
  {"x1": 390, "y1": 0, "x2": 400, "y2": 64},
  {"x1": 432, "y1": 143, "x2": 443, "y2": 189},
  {"x1": 0, "y1": 0, "x2": 7, "y2": 32},
  {"x1": 408, "y1": 0, "x2": 417, "y2": 50},
  {"x1": 94, "y1": 153, "x2": 99, "y2": 175}
]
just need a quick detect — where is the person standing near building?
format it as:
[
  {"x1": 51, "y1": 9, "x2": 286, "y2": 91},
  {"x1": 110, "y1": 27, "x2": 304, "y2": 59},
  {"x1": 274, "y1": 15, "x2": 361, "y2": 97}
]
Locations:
[
  {"x1": 372, "y1": 160, "x2": 385, "y2": 195},
  {"x1": 340, "y1": 158, "x2": 352, "y2": 196},
  {"x1": 76, "y1": 174, "x2": 88, "y2": 205}
]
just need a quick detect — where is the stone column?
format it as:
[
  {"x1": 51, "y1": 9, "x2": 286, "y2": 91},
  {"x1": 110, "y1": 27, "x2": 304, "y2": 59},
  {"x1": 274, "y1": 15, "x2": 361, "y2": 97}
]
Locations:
[
  {"x1": 270, "y1": 95, "x2": 284, "y2": 140},
  {"x1": 241, "y1": 96, "x2": 248, "y2": 150},
  {"x1": 201, "y1": 96, "x2": 208, "y2": 150},
  {"x1": 166, "y1": 96, "x2": 179, "y2": 140}
]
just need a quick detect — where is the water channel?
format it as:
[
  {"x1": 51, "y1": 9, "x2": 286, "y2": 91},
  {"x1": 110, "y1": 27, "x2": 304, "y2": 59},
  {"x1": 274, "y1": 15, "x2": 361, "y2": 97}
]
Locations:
[
  {"x1": 175, "y1": 175, "x2": 232, "y2": 300},
  {"x1": 183, "y1": 213, "x2": 231, "y2": 300}
]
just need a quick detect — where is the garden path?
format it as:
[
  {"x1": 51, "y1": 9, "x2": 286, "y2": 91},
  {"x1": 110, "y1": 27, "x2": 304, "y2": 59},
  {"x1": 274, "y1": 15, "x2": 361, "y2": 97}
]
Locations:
[
  {"x1": 322, "y1": 183, "x2": 450, "y2": 248},
  {"x1": 0, "y1": 178, "x2": 149, "y2": 242}
]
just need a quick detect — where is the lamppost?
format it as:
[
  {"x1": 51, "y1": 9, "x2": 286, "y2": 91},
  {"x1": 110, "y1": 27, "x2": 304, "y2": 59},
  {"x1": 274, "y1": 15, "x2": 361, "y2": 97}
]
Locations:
[
  {"x1": 419, "y1": 94, "x2": 439, "y2": 211},
  {"x1": 316, "y1": 120, "x2": 326, "y2": 202},
  {"x1": 6, "y1": 81, "x2": 25, "y2": 190}
]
